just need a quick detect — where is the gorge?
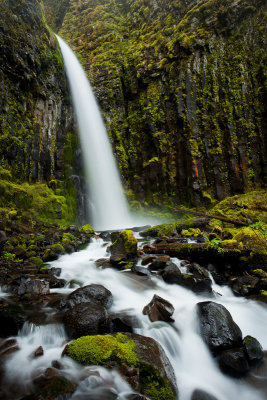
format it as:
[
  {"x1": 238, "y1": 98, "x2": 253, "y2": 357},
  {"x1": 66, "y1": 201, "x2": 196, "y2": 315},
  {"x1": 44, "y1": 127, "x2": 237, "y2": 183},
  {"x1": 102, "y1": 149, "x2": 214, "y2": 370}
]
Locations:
[{"x1": 0, "y1": 1, "x2": 266, "y2": 400}]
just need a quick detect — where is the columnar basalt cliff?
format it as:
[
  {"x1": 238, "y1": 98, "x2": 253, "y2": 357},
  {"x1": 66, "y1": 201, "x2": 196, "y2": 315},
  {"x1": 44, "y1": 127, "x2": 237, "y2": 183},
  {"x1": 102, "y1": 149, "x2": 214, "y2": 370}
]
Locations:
[
  {"x1": 0, "y1": 0, "x2": 90, "y2": 224},
  {"x1": 50, "y1": 0, "x2": 266, "y2": 208}
]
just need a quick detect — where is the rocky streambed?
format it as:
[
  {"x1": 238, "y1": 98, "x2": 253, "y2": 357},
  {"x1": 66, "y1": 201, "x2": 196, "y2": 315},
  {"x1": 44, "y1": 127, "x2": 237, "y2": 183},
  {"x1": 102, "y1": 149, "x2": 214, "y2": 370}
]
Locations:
[{"x1": 0, "y1": 220, "x2": 266, "y2": 400}]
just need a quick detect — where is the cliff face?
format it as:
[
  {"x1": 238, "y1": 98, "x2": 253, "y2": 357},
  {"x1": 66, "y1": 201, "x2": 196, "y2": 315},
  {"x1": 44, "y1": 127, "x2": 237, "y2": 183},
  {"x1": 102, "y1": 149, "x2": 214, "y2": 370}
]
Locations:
[
  {"x1": 56, "y1": 0, "x2": 266, "y2": 207},
  {"x1": 0, "y1": 0, "x2": 92, "y2": 224},
  {"x1": 0, "y1": 0, "x2": 75, "y2": 183}
]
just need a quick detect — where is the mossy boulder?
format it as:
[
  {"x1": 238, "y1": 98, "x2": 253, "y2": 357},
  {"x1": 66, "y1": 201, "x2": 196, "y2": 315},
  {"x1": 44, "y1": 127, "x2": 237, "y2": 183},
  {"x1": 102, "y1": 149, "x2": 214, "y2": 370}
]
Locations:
[
  {"x1": 79, "y1": 224, "x2": 94, "y2": 234},
  {"x1": 66, "y1": 333, "x2": 177, "y2": 400},
  {"x1": 110, "y1": 230, "x2": 137, "y2": 264}
]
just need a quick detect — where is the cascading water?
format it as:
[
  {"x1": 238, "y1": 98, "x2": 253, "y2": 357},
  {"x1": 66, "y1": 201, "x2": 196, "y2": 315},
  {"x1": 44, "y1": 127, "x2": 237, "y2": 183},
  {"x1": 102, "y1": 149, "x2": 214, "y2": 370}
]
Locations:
[
  {"x1": 56, "y1": 36, "x2": 132, "y2": 231},
  {"x1": 2, "y1": 237, "x2": 267, "y2": 400}
]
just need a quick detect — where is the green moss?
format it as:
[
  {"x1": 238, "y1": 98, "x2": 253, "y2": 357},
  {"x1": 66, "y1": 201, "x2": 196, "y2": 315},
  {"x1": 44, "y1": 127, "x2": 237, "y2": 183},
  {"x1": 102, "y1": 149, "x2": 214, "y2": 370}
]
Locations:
[
  {"x1": 260, "y1": 290, "x2": 267, "y2": 296},
  {"x1": 181, "y1": 228, "x2": 203, "y2": 237},
  {"x1": 139, "y1": 362, "x2": 175, "y2": 400},
  {"x1": 121, "y1": 230, "x2": 137, "y2": 256},
  {"x1": 29, "y1": 257, "x2": 43, "y2": 265},
  {"x1": 141, "y1": 223, "x2": 178, "y2": 237},
  {"x1": 67, "y1": 333, "x2": 138, "y2": 366},
  {"x1": 233, "y1": 227, "x2": 267, "y2": 254},
  {"x1": 79, "y1": 224, "x2": 94, "y2": 234}
]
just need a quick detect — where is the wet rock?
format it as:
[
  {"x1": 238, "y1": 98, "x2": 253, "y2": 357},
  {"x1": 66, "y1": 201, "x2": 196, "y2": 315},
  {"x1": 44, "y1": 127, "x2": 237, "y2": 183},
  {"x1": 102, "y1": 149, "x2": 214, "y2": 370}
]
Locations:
[
  {"x1": 0, "y1": 338, "x2": 19, "y2": 357},
  {"x1": 33, "y1": 346, "x2": 44, "y2": 357},
  {"x1": 191, "y1": 389, "x2": 218, "y2": 400},
  {"x1": 148, "y1": 255, "x2": 170, "y2": 271},
  {"x1": 125, "y1": 395, "x2": 150, "y2": 400},
  {"x1": 0, "y1": 304, "x2": 27, "y2": 337},
  {"x1": 34, "y1": 370, "x2": 76, "y2": 400},
  {"x1": 231, "y1": 275, "x2": 259, "y2": 296},
  {"x1": 63, "y1": 302, "x2": 108, "y2": 338},
  {"x1": 197, "y1": 301, "x2": 242, "y2": 354},
  {"x1": 46, "y1": 275, "x2": 66, "y2": 289},
  {"x1": 126, "y1": 333, "x2": 177, "y2": 397},
  {"x1": 131, "y1": 265, "x2": 151, "y2": 276},
  {"x1": 243, "y1": 335, "x2": 263, "y2": 366},
  {"x1": 219, "y1": 347, "x2": 250, "y2": 377},
  {"x1": 108, "y1": 312, "x2": 139, "y2": 333},
  {"x1": 141, "y1": 255, "x2": 156, "y2": 265},
  {"x1": 95, "y1": 258, "x2": 113, "y2": 269},
  {"x1": 109, "y1": 230, "x2": 137, "y2": 264},
  {"x1": 188, "y1": 263, "x2": 209, "y2": 278},
  {"x1": 59, "y1": 284, "x2": 113, "y2": 311},
  {"x1": 17, "y1": 279, "x2": 50, "y2": 296},
  {"x1": 119, "y1": 363, "x2": 140, "y2": 391},
  {"x1": 48, "y1": 267, "x2": 62, "y2": 277},
  {"x1": 162, "y1": 265, "x2": 212, "y2": 294},
  {"x1": 143, "y1": 295, "x2": 175, "y2": 322},
  {"x1": 51, "y1": 360, "x2": 63, "y2": 370}
]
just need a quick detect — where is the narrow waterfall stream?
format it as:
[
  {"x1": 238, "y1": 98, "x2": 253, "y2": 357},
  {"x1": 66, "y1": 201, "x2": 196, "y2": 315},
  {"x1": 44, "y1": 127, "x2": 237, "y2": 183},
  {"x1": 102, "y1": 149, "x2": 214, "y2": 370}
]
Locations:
[
  {"x1": 56, "y1": 36, "x2": 132, "y2": 231},
  {"x1": 2, "y1": 237, "x2": 267, "y2": 400}
]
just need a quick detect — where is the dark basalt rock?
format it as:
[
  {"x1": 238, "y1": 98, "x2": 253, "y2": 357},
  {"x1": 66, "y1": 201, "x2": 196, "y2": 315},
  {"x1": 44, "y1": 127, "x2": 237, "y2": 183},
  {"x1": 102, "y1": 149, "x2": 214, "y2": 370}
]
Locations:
[
  {"x1": 58, "y1": 284, "x2": 113, "y2": 311},
  {"x1": 141, "y1": 255, "x2": 157, "y2": 266},
  {"x1": 131, "y1": 265, "x2": 151, "y2": 277},
  {"x1": 243, "y1": 335, "x2": 264, "y2": 366},
  {"x1": 33, "y1": 368, "x2": 77, "y2": 400},
  {"x1": 108, "y1": 311, "x2": 139, "y2": 333},
  {"x1": 231, "y1": 276, "x2": 260, "y2": 296},
  {"x1": 16, "y1": 279, "x2": 50, "y2": 296},
  {"x1": 63, "y1": 302, "x2": 108, "y2": 338},
  {"x1": 109, "y1": 230, "x2": 137, "y2": 265},
  {"x1": 191, "y1": 389, "x2": 218, "y2": 400},
  {"x1": 188, "y1": 263, "x2": 209, "y2": 278},
  {"x1": 162, "y1": 264, "x2": 212, "y2": 294},
  {"x1": 148, "y1": 255, "x2": 170, "y2": 271},
  {"x1": 197, "y1": 301, "x2": 242, "y2": 354},
  {"x1": 125, "y1": 333, "x2": 177, "y2": 397},
  {"x1": 143, "y1": 295, "x2": 175, "y2": 322},
  {"x1": 219, "y1": 347, "x2": 250, "y2": 377}
]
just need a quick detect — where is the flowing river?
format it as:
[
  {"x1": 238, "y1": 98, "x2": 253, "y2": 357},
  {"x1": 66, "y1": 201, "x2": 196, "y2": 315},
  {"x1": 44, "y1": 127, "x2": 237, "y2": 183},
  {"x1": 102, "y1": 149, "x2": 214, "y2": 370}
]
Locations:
[{"x1": 2, "y1": 236, "x2": 267, "y2": 400}]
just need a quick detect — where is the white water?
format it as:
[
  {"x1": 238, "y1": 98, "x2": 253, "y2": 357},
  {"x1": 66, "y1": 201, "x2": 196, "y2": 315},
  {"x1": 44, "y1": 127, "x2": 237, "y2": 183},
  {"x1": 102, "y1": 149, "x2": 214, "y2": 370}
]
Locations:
[
  {"x1": 3, "y1": 238, "x2": 267, "y2": 400},
  {"x1": 56, "y1": 36, "x2": 132, "y2": 231}
]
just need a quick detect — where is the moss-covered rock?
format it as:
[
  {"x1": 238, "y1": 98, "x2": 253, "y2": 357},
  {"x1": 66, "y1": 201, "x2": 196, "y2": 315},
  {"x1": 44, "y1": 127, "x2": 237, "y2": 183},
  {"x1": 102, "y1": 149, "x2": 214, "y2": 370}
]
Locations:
[
  {"x1": 66, "y1": 332, "x2": 176, "y2": 400},
  {"x1": 110, "y1": 230, "x2": 137, "y2": 264},
  {"x1": 78, "y1": 224, "x2": 94, "y2": 234}
]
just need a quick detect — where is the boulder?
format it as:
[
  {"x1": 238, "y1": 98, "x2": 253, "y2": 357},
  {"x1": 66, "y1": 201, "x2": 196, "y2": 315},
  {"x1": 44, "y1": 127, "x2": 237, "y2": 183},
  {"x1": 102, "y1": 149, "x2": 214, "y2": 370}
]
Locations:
[
  {"x1": 162, "y1": 265, "x2": 212, "y2": 294},
  {"x1": 108, "y1": 312, "x2": 140, "y2": 333},
  {"x1": 191, "y1": 389, "x2": 218, "y2": 400},
  {"x1": 66, "y1": 332, "x2": 177, "y2": 400},
  {"x1": 110, "y1": 230, "x2": 137, "y2": 264},
  {"x1": 141, "y1": 255, "x2": 157, "y2": 266},
  {"x1": 34, "y1": 368, "x2": 76, "y2": 400},
  {"x1": 63, "y1": 302, "x2": 108, "y2": 338},
  {"x1": 188, "y1": 263, "x2": 210, "y2": 278},
  {"x1": 143, "y1": 295, "x2": 175, "y2": 322},
  {"x1": 17, "y1": 279, "x2": 49, "y2": 296},
  {"x1": 59, "y1": 284, "x2": 113, "y2": 311},
  {"x1": 243, "y1": 335, "x2": 264, "y2": 366},
  {"x1": 219, "y1": 347, "x2": 250, "y2": 377},
  {"x1": 197, "y1": 301, "x2": 242, "y2": 354},
  {"x1": 131, "y1": 265, "x2": 151, "y2": 277},
  {"x1": 148, "y1": 256, "x2": 170, "y2": 271},
  {"x1": 231, "y1": 276, "x2": 259, "y2": 296}
]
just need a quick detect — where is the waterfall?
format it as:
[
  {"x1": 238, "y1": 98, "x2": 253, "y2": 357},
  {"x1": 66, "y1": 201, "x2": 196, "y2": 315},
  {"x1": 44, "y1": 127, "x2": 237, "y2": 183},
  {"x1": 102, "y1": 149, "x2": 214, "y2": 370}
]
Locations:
[{"x1": 57, "y1": 36, "x2": 132, "y2": 231}]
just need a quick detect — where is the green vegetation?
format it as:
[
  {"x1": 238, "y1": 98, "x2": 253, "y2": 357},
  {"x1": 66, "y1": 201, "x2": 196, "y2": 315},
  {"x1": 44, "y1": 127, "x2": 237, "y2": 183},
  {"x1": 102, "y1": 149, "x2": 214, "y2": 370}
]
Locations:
[{"x1": 67, "y1": 333, "x2": 138, "y2": 366}]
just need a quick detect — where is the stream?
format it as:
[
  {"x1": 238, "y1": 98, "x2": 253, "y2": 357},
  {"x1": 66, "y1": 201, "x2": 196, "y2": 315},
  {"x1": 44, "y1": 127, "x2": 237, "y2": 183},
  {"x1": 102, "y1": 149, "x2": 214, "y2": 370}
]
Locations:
[{"x1": 2, "y1": 235, "x2": 267, "y2": 400}]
